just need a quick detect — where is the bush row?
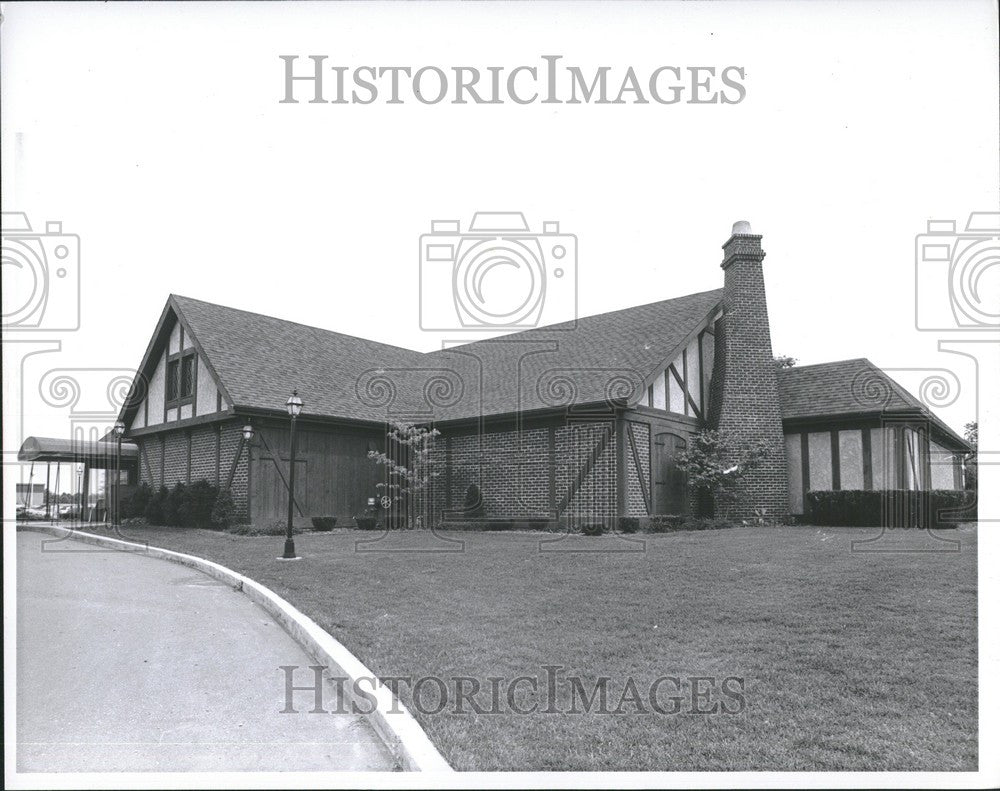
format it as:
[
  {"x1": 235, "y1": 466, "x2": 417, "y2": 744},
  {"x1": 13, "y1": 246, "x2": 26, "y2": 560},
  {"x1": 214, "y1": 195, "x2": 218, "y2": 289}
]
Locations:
[
  {"x1": 805, "y1": 489, "x2": 976, "y2": 528},
  {"x1": 123, "y1": 481, "x2": 237, "y2": 528},
  {"x1": 438, "y1": 515, "x2": 737, "y2": 534}
]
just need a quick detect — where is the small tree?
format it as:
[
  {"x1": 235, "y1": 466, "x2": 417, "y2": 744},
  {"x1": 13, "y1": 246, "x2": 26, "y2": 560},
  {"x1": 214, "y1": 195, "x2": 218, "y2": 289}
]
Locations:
[
  {"x1": 964, "y1": 421, "x2": 978, "y2": 491},
  {"x1": 774, "y1": 355, "x2": 798, "y2": 369},
  {"x1": 368, "y1": 421, "x2": 441, "y2": 529},
  {"x1": 677, "y1": 429, "x2": 771, "y2": 516}
]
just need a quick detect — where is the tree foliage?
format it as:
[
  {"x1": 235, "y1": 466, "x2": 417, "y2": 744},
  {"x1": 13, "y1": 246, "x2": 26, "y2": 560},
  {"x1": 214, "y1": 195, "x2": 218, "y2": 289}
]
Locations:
[
  {"x1": 964, "y1": 421, "x2": 978, "y2": 491},
  {"x1": 774, "y1": 355, "x2": 798, "y2": 369},
  {"x1": 368, "y1": 420, "x2": 441, "y2": 528},
  {"x1": 677, "y1": 429, "x2": 771, "y2": 508}
]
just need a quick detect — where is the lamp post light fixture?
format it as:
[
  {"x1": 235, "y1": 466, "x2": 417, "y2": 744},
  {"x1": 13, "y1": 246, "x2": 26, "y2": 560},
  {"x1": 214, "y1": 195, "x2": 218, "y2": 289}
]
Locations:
[
  {"x1": 242, "y1": 423, "x2": 255, "y2": 442},
  {"x1": 113, "y1": 420, "x2": 126, "y2": 527},
  {"x1": 280, "y1": 390, "x2": 303, "y2": 560}
]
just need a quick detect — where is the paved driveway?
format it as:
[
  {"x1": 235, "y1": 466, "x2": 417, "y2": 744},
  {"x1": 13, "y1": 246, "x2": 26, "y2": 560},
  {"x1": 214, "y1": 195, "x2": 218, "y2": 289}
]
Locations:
[{"x1": 15, "y1": 530, "x2": 396, "y2": 772}]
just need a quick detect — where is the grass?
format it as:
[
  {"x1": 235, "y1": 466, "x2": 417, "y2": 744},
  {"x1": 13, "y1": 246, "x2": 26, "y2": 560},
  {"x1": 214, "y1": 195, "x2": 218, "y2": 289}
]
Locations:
[{"x1": 87, "y1": 522, "x2": 977, "y2": 771}]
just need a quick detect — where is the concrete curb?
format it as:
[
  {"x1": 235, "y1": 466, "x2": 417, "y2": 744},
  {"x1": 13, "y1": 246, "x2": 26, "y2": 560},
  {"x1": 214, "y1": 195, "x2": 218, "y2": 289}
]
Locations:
[{"x1": 18, "y1": 524, "x2": 453, "y2": 773}]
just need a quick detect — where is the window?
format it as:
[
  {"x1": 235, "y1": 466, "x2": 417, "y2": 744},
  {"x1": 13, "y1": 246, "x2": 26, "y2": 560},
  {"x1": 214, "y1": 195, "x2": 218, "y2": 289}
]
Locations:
[
  {"x1": 166, "y1": 353, "x2": 195, "y2": 403},
  {"x1": 167, "y1": 360, "x2": 180, "y2": 401},
  {"x1": 181, "y1": 356, "x2": 194, "y2": 398}
]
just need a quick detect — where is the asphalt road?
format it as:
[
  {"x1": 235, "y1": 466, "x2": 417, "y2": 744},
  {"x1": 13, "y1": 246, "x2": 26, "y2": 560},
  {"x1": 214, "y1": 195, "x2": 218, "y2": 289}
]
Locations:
[{"x1": 15, "y1": 530, "x2": 397, "y2": 772}]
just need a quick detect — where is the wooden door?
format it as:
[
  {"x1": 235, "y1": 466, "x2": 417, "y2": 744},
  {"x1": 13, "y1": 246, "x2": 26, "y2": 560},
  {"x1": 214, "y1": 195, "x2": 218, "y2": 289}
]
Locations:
[
  {"x1": 653, "y1": 432, "x2": 688, "y2": 516},
  {"x1": 253, "y1": 456, "x2": 307, "y2": 522}
]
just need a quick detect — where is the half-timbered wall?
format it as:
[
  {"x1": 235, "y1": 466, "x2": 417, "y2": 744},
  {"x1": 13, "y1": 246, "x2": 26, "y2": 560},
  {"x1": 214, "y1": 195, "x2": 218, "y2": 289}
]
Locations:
[
  {"x1": 129, "y1": 315, "x2": 229, "y2": 432},
  {"x1": 644, "y1": 323, "x2": 716, "y2": 421},
  {"x1": 784, "y1": 423, "x2": 965, "y2": 514}
]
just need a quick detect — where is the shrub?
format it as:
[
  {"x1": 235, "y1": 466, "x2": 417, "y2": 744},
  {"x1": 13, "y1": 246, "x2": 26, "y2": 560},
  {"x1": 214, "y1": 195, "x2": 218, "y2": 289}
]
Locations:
[
  {"x1": 121, "y1": 483, "x2": 152, "y2": 519},
  {"x1": 161, "y1": 483, "x2": 184, "y2": 526},
  {"x1": 462, "y1": 483, "x2": 485, "y2": 518},
  {"x1": 806, "y1": 489, "x2": 977, "y2": 529},
  {"x1": 354, "y1": 515, "x2": 379, "y2": 531},
  {"x1": 646, "y1": 515, "x2": 685, "y2": 533},
  {"x1": 311, "y1": 516, "x2": 337, "y2": 531},
  {"x1": 211, "y1": 490, "x2": 237, "y2": 529},
  {"x1": 529, "y1": 518, "x2": 553, "y2": 531},
  {"x1": 617, "y1": 516, "x2": 640, "y2": 534},
  {"x1": 581, "y1": 521, "x2": 605, "y2": 536},
  {"x1": 144, "y1": 485, "x2": 169, "y2": 525},
  {"x1": 177, "y1": 480, "x2": 219, "y2": 527}
]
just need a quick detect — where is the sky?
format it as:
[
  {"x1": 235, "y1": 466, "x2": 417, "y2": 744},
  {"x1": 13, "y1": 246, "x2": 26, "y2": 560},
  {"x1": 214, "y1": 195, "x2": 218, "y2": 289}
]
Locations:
[{"x1": 2, "y1": 0, "x2": 998, "y2": 487}]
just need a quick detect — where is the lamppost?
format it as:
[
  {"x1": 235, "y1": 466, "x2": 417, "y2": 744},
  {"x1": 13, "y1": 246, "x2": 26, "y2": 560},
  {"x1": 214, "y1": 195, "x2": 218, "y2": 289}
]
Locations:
[
  {"x1": 113, "y1": 420, "x2": 125, "y2": 526},
  {"x1": 76, "y1": 464, "x2": 84, "y2": 521},
  {"x1": 281, "y1": 390, "x2": 303, "y2": 560}
]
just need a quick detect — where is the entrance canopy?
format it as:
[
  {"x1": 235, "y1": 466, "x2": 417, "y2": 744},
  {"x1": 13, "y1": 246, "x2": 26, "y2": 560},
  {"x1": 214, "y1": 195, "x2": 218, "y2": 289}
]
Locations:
[{"x1": 17, "y1": 436, "x2": 139, "y2": 469}]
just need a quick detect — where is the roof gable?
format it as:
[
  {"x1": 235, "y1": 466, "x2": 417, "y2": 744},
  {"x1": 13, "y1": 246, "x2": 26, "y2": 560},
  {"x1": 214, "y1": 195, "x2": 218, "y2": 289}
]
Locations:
[
  {"x1": 142, "y1": 290, "x2": 724, "y2": 423},
  {"x1": 777, "y1": 358, "x2": 969, "y2": 449}
]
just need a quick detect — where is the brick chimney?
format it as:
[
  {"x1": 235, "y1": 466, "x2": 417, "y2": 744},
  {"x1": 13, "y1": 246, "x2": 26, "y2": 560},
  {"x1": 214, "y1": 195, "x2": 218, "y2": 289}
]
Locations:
[{"x1": 706, "y1": 221, "x2": 788, "y2": 520}]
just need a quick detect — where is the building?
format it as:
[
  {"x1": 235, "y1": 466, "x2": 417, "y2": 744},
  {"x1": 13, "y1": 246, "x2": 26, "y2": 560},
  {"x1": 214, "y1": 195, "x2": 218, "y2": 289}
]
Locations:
[{"x1": 114, "y1": 222, "x2": 970, "y2": 525}]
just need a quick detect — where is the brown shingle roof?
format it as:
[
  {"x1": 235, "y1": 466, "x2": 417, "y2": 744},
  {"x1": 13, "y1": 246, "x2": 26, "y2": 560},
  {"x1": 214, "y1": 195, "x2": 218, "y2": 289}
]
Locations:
[
  {"x1": 777, "y1": 358, "x2": 969, "y2": 449},
  {"x1": 171, "y1": 289, "x2": 723, "y2": 423},
  {"x1": 155, "y1": 296, "x2": 968, "y2": 450}
]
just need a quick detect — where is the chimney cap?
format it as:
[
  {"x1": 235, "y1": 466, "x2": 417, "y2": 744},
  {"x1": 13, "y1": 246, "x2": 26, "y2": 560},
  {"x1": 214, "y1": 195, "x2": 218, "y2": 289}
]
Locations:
[{"x1": 732, "y1": 220, "x2": 753, "y2": 235}]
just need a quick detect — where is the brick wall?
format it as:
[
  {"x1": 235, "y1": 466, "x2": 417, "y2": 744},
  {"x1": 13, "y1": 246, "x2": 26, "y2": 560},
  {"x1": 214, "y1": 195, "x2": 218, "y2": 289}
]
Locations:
[
  {"x1": 707, "y1": 228, "x2": 789, "y2": 519},
  {"x1": 625, "y1": 420, "x2": 650, "y2": 516},
  {"x1": 134, "y1": 419, "x2": 249, "y2": 517},
  {"x1": 431, "y1": 417, "x2": 650, "y2": 522}
]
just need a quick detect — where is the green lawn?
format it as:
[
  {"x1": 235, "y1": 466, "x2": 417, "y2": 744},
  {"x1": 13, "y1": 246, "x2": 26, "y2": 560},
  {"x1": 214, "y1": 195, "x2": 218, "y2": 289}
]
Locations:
[{"x1": 92, "y1": 523, "x2": 977, "y2": 771}]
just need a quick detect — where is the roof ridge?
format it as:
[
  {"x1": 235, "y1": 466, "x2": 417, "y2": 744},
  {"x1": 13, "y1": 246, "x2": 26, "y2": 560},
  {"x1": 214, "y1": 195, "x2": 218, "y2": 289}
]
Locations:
[
  {"x1": 170, "y1": 294, "x2": 425, "y2": 356},
  {"x1": 778, "y1": 357, "x2": 871, "y2": 372},
  {"x1": 428, "y1": 287, "x2": 724, "y2": 353}
]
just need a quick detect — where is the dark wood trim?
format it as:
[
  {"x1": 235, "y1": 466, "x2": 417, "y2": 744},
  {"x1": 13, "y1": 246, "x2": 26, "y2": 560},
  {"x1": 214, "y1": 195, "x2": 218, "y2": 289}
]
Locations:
[
  {"x1": 668, "y1": 362, "x2": 701, "y2": 421},
  {"x1": 893, "y1": 425, "x2": 906, "y2": 489},
  {"x1": 697, "y1": 330, "x2": 705, "y2": 415},
  {"x1": 830, "y1": 430, "x2": 841, "y2": 491},
  {"x1": 616, "y1": 413, "x2": 628, "y2": 518},
  {"x1": 445, "y1": 435, "x2": 453, "y2": 511},
  {"x1": 626, "y1": 421, "x2": 650, "y2": 514},
  {"x1": 216, "y1": 391, "x2": 223, "y2": 412},
  {"x1": 556, "y1": 423, "x2": 612, "y2": 517},
  {"x1": 547, "y1": 426, "x2": 556, "y2": 514},
  {"x1": 214, "y1": 425, "x2": 222, "y2": 485},
  {"x1": 640, "y1": 301, "x2": 723, "y2": 395},
  {"x1": 255, "y1": 428, "x2": 306, "y2": 517},
  {"x1": 170, "y1": 298, "x2": 238, "y2": 410},
  {"x1": 225, "y1": 436, "x2": 245, "y2": 491},
  {"x1": 140, "y1": 441, "x2": 153, "y2": 484},
  {"x1": 954, "y1": 452, "x2": 964, "y2": 490},
  {"x1": 861, "y1": 427, "x2": 873, "y2": 490},
  {"x1": 628, "y1": 404, "x2": 702, "y2": 427},
  {"x1": 920, "y1": 429, "x2": 932, "y2": 490},
  {"x1": 129, "y1": 411, "x2": 235, "y2": 437},
  {"x1": 800, "y1": 432, "x2": 810, "y2": 494}
]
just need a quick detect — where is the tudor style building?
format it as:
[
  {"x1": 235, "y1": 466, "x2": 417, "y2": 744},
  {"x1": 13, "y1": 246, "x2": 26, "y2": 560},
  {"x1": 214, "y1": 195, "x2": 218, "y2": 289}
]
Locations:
[{"x1": 114, "y1": 222, "x2": 969, "y2": 525}]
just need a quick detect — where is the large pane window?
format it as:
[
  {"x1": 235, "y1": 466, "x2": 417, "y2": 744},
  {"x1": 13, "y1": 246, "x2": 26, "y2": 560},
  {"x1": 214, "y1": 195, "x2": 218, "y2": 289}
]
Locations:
[
  {"x1": 808, "y1": 431, "x2": 833, "y2": 490},
  {"x1": 166, "y1": 353, "x2": 195, "y2": 404}
]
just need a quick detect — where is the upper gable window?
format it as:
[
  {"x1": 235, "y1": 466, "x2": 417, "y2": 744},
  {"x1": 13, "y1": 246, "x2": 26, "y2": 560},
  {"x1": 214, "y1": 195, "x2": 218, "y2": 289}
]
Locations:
[{"x1": 167, "y1": 352, "x2": 196, "y2": 403}]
